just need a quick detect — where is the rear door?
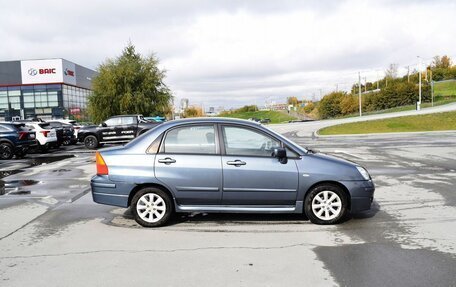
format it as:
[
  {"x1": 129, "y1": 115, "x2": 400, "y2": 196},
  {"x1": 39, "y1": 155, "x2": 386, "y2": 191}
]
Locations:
[
  {"x1": 220, "y1": 125, "x2": 299, "y2": 206},
  {"x1": 116, "y1": 116, "x2": 138, "y2": 140},
  {"x1": 154, "y1": 124, "x2": 222, "y2": 205}
]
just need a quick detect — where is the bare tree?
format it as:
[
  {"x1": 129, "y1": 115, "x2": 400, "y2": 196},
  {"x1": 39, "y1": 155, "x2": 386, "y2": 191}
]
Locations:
[{"x1": 385, "y1": 63, "x2": 398, "y2": 79}]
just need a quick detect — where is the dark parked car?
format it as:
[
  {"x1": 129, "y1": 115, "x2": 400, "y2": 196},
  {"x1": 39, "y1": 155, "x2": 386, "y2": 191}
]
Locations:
[
  {"x1": 78, "y1": 114, "x2": 161, "y2": 149},
  {"x1": 91, "y1": 118, "x2": 375, "y2": 227},
  {"x1": 0, "y1": 123, "x2": 36, "y2": 159},
  {"x1": 47, "y1": 121, "x2": 76, "y2": 145}
]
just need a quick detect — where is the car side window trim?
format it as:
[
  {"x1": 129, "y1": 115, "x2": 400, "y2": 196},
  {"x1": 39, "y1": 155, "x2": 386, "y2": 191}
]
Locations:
[
  {"x1": 219, "y1": 124, "x2": 301, "y2": 159},
  {"x1": 158, "y1": 123, "x2": 220, "y2": 155}
]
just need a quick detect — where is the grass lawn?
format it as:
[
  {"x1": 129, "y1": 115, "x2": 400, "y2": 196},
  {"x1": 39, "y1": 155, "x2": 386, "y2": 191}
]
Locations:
[
  {"x1": 319, "y1": 111, "x2": 456, "y2": 135},
  {"x1": 219, "y1": 110, "x2": 297, "y2": 124},
  {"x1": 434, "y1": 80, "x2": 456, "y2": 97}
]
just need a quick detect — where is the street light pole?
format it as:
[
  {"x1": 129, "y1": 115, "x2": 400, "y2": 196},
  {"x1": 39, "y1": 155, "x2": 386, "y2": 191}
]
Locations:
[
  {"x1": 418, "y1": 56, "x2": 422, "y2": 110},
  {"x1": 358, "y1": 72, "x2": 362, "y2": 117}
]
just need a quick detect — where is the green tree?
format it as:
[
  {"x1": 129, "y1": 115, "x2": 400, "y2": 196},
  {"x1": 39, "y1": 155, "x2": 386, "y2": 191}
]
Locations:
[
  {"x1": 88, "y1": 43, "x2": 172, "y2": 123},
  {"x1": 318, "y1": 92, "x2": 346, "y2": 119},
  {"x1": 287, "y1": 96, "x2": 299, "y2": 106}
]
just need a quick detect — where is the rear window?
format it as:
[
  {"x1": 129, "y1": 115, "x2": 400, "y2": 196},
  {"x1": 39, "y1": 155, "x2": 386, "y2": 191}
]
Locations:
[{"x1": 38, "y1": 123, "x2": 50, "y2": 128}]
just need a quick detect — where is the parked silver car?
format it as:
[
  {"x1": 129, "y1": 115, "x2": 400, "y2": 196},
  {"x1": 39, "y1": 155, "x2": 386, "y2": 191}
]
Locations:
[{"x1": 91, "y1": 118, "x2": 375, "y2": 227}]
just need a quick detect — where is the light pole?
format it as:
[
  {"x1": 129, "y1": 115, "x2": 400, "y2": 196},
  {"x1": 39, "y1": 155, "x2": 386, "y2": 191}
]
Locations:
[
  {"x1": 417, "y1": 56, "x2": 422, "y2": 111},
  {"x1": 358, "y1": 72, "x2": 362, "y2": 117}
]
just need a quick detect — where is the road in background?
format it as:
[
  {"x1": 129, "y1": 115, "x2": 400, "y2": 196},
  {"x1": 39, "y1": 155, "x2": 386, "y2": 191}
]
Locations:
[{"x1": 273, "y1": 101, "x2": 456, "y2": 137}]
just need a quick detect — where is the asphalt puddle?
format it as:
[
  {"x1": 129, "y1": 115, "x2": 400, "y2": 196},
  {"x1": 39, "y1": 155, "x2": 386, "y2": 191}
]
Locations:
[{"x1": 0, "y1": 155, "x2": 74, "y2": 196}]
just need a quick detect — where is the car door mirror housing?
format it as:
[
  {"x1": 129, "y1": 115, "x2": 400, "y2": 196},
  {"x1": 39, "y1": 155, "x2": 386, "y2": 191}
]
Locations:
[{"x1": 272, "y1": 147, "x2": 287, "y2": 164}]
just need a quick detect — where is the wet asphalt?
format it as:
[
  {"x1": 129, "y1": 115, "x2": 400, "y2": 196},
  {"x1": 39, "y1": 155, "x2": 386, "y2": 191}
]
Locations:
[{"x1": 0, "y1": 132, "x2": 455, "y2": 286}]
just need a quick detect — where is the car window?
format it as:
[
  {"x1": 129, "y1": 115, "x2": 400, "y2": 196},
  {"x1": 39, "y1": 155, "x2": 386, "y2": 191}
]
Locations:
[
  {"x1": 121, "y1": 116, "x2": 136, "y2": 125},
  {"x1": 49, "y1": 122, "x2": 61, "y2": 127},
  {"x1": 222, "y1": 126, "x2": 280, "y2": 157},
  {"x1": 104, "y1": 118, "x2": 121, "y2": 126},
  {"x1": 163, "y1": 125, "x2": 216, "y2": 154}
]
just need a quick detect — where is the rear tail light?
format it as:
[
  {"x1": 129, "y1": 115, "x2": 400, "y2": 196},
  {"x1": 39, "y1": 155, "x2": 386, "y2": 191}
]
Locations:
[
  {"x1": 96, "y1": 152, "x2": 109, "y2": 175},
  {"x1": 18, "y1": 131, "x2": 27, "y2": 140},
  {"x1": 40, "y1": 130, "x2": 50, "y2": 137}
]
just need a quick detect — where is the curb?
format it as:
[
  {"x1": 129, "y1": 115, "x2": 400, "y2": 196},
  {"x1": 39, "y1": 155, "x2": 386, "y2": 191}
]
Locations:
[
  {"x1": 314, "y1": 129, "x2": 456, "y2": 138},
  {"x1": 68, "y1": 186, "x2": 91, "y2": 203}
]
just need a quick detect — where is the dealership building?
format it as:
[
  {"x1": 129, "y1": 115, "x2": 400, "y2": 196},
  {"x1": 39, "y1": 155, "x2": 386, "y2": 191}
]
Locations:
[{"x1": 0, "y1": 58, "x2": 97, "y2": 121}]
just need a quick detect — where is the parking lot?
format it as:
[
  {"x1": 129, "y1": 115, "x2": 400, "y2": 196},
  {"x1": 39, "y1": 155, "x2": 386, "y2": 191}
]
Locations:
[{"x1": 0, "y1": 129, "x2": 455, "y2": 286}]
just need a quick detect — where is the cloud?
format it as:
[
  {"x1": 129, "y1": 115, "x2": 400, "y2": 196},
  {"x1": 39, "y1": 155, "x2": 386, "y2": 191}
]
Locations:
[{"x1": 0, "y1": 0, "x2": 455, "y2": 108}]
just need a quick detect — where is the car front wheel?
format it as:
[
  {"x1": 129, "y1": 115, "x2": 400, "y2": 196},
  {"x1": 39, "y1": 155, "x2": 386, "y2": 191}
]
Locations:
[
  {"x1": 84, "y1": 135, "x2": 99, "y2": 149},
  {"x1": 304, "y1": 184, "x2": 348, "y2": 225},
  {"x1": 131, "y1": 188, "x2": 172, "y2": 227}
]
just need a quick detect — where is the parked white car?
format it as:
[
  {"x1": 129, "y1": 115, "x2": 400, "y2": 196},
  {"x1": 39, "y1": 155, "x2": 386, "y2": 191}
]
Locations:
[{"x1": 25, "y1": 122, "x2": 58, "y2": 151}]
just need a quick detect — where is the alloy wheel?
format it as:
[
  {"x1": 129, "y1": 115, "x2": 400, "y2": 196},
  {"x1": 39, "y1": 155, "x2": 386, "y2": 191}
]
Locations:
[
  {"x1": 311, "y1": 190, "x2": 342, "y2": 221},
  {"x1": 136, "y1": 193, "x2": 167, "y2": 223}
]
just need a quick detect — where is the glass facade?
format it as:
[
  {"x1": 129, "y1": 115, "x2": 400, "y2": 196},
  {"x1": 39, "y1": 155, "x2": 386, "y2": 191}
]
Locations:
[{"x1": 0, "y1": 84, "x2": 91, "y2": 120}]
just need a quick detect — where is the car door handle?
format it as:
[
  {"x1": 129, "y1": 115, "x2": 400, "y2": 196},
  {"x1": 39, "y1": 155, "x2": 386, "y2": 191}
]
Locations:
[
  {"x1": 158, "y1": 157, "x2": 176, "y2": 164},
  {"x1": 227, "y1": 160, "x2": 246, "y2": 166}
]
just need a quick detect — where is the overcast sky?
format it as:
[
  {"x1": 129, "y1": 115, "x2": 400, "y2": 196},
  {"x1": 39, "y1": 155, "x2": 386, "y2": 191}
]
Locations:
[{"x1": 1, "y1": 0, "x2": 455, "y2": 108}]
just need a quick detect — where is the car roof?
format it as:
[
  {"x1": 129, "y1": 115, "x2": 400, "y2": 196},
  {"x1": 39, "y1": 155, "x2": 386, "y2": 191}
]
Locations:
[{"x1": 163, "y1": 117, "x2": 262, "y2": 126}]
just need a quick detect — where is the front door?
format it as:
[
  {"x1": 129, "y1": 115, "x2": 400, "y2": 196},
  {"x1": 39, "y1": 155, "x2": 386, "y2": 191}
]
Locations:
[
  {"x1": 154, "y1": 124, "x2": 222, "y2": 205},
  {"x1": 221, "y1": 125, "x2": 299, "y2": 205},
  {"x1": 100, "y1": 117, "x2": 119, "y2": 142}
]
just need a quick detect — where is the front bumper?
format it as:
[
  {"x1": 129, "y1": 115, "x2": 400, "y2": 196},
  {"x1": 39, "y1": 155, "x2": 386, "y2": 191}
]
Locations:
[
  {"x1": 91, "y1": 175, "x2": 135, "y2": 207},
  {"x1": 340, "y1": 180, "x2": 375, "y2": 213}
]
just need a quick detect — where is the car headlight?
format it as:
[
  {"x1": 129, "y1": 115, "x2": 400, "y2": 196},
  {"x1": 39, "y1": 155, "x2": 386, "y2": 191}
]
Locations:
[{"x1": 356, "y1": 166, "x2": 371, "y2": 180}]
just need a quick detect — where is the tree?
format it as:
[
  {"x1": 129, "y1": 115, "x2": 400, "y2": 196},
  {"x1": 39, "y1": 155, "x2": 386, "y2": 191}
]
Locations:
[
  {"x1": 287, "y1": 96, "x2": 299, "y2": 106},
  {"x1": 318, "y1": 92, "x2": 346, "y2": 119},
  {"x1": 385, "y1": 63, "x2": 398, "y2": 79},
  {"x1": 88, "y1": 43, "x2": 172, "y2": 123},
  {"x1": 432, "y1": 55, "x2": 452, "y2": 69},
  {"x1": 183, "y1": 106, "x2": 203, "y2": 118}
]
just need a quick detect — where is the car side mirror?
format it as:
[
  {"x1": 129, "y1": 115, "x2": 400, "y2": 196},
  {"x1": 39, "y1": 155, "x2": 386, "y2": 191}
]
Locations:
[
  {"x1": 101, "y1": 122, "x2": 107, "y2": 127},
  {"x1": 272, "y1": 147, "x2": 288, "y2": 164}
]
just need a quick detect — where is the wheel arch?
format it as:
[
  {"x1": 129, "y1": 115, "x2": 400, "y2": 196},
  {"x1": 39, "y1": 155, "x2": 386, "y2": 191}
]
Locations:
[
  {"x1": 82, "y1": 132, "x2": 101, "y2": 141},
  {"x1": 128, "y1": 183, "x2": 176, "y2": 208},
  {"x1": 0, "y1": 139, "x2": 15, "y2": 146},
  {"x1": 304, "y1": 180, "x2": 351, "y2": 210}
]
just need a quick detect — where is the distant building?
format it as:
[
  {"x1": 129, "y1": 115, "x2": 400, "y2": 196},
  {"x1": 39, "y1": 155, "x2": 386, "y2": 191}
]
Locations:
[
  {"x1": 0, "y1": 58, "x2": 97, "y2": 120},
  {"x1": 180, "y1": 98, "x2": 189, "y2": 110}
]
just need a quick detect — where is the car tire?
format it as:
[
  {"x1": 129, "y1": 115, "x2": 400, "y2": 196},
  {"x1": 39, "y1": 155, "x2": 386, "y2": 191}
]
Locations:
[
  {"x1": 0, "y1": 143, "x2": 14, "y2": 160},
  {"x1": 304, "y1": 184, "x2": 348, "y2": 225},
  {"x1": 84, "y1": 135, "x2": 99, "y2": 149},
  {"x1": 131, "y1": 188, "x2": 173, "y2": 227}
]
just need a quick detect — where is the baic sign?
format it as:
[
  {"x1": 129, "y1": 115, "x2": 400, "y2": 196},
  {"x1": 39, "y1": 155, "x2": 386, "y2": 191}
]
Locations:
[
  {"x1": 64, "y1": 68, "x2": 75, "y2": 77},
  {"x1": 21, "y1": 59, "x2": 76, "y2": 85},
  {"x1": 28, "y1": 68, "x2": 57, "y2": 76}
]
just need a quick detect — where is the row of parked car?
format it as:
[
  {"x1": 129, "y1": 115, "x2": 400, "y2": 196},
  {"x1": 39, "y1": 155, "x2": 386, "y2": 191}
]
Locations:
[{"x1": 0, "y1": 119, "x2": 83, "y2": 160}]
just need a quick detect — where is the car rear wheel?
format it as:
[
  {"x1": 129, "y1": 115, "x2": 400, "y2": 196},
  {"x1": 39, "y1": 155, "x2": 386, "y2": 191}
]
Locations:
[
  {"x1": 131, "y1": 188, "x2": 172, "y2": 227},
  {"x1": 84, "y1": 135, "x2": 99, "y2": 149},
  {"x1": 304, "y1": 184, "x2": 348, "y2": 225},
  {"x1": 0, "y1": 143, "x2": 14, "y2": 160}
]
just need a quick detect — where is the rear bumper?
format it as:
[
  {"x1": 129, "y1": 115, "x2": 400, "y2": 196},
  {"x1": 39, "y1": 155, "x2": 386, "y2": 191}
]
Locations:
[
  {"x1": 91, "y1": 175, "x2": 134, "y2": 207},
  {"x1": 340, "y1": 180, "x2": 375, "y2": 213}
]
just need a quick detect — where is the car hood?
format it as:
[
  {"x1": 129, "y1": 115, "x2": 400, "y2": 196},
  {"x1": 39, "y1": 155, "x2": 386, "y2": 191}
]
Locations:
[{"x1": 308, "y1": 152, "x2": 359, "y2": 168}]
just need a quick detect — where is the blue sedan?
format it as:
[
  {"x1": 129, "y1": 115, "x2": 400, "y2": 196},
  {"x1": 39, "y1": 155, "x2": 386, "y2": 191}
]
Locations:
[{"x1": 91, "y1": 118, "x2": 375, "y2": 227}]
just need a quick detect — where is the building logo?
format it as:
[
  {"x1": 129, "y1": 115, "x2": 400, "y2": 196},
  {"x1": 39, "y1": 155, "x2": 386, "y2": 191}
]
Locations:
[
  {"x1": 28, "y1": 68, "x2": 38, "y2": 76},
  {"x1": 64, "y1": 68, "x2": 75, "y2": 77},
  {"x1": 28, "y1": 68, "x2": 57, "y2": 76}
]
